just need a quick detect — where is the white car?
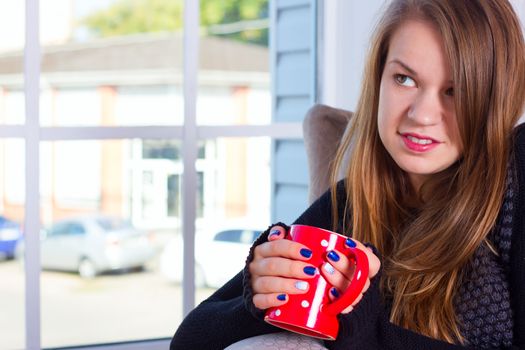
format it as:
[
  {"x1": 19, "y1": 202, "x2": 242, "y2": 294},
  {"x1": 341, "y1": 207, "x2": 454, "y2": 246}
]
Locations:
[
  {"x1": 160, "y1": 228, "x2": 262, "y2": 288},
  {"x1": 35, "y1": 215, "x2": 156, "y2": 278}
]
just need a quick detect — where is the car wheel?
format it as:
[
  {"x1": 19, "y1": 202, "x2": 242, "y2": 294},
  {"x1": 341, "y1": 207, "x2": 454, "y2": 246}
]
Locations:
[
  {"x1": 78, "y1": 258, "x2": 97, "y2": 279},
  {"x1": 195, "y1": 264, "x2": 207, "y2": 288}
]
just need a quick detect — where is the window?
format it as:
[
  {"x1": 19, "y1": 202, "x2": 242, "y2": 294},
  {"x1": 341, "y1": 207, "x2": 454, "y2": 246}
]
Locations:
[{"x1": 0, "y1": 0, "x2": 310, "y2": 349}]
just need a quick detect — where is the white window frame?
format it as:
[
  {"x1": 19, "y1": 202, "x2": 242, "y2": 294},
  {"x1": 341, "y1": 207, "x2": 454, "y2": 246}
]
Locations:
[{"x1": 1, "y1": 0, "x2": 303, "y2": 349}]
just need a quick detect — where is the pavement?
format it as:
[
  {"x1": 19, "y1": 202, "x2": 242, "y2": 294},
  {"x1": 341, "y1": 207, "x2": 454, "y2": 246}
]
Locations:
[{"x1": 0, "y1": 258, "x2": 215, "y2": 349}]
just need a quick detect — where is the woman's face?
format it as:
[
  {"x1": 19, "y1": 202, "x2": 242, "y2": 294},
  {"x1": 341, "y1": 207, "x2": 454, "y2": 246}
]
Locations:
[{"x1": 377, "y1": 20, "x2": 462, "y2": 190}]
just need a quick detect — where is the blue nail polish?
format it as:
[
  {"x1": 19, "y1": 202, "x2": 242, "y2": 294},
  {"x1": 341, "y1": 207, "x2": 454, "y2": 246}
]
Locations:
[
  {"x1": 327, "y1": 250, "x2": 340, "y2": 262},
  {"x1": 300, "y1": 248, "x2": 312, "y2": 258},
  {"x1": 269, "y1": 229, "x2": 280, "y2": 237},
  {"x1": 345, "y1": 238, "x2": 357, "y2": 248},
  {"x1": 277, "y1": 294, "x2": 286, "y2": 301},
  {"x1": 330, "y1": 288, "x2": 340, "y2": 298},
  {"x1": 303, "y1": 266, "x2": 316, "y2": 276}
]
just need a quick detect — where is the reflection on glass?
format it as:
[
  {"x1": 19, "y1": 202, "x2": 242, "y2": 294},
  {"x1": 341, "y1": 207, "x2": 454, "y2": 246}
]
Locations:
[
  {"x1": 36, "y1": 0, "x2": 185, "y2": 127},
  {"x1": 0, "y1": 139, "x2": 25, "y2": 350},
  {"x1": 191, "y1": 137, "x2": 271, "y2": 302},
  {"x1": 0, "y1": 0, "x2": 25, "y2": 125},
  {"x1": 40, "y1": 139, "x2": 183, "y2": 347},
  {"x1": 197, "y1": 0, "x2": 270, "y2": 125}
]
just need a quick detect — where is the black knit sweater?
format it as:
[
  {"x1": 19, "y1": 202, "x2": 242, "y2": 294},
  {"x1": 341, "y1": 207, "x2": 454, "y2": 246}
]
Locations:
[{"x1": 170, "y1": 124, "x2": 525, "y2": 350}]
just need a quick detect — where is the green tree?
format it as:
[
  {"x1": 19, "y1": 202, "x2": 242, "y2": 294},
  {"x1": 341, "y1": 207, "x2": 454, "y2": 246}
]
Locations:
[{"x1": 81, "y1": 0, "x2": 269, "y2": 46}]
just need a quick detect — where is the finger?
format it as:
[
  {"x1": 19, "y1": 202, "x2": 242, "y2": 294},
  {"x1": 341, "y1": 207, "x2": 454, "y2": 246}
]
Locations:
[
  {"x1": 250, "y1": 257, "x2": 318, "y2": 279},
  {"x1": 268, "y1": 226, "x2": 286, "y2": 241},
  {"x1": 252, "y1": 275, "x2": 311, "y2": 295},
  {"x1": 320, "y1": 261, "x2": 350, "y2": 292},
  {"x1": 329, "y1": 289, "x2": 363, "y2": 315},
  {"x1": 359, "y1": 278, "x2": 371, "y2": 297},
  {"x1": 253, "y1": 292, "x2": 289, "y2": 310},
  {"x1": 341, "y1": 304, "x2": 354, "y2": 314},
  {"x1": 324, "y1": 270, "x2": 370, "y2": 303},
  {"x1": 254, "y1": 239, "x2": 313, "y2": 261},
  {"x1": 325, "y1": 249, "x2": 356, "y2": 281},
  {"x1": 327, "y1": 286, "x2": 354, "y2": 315},
  {"x1": 328, "y1": 286, "x2": 341, "y2": 302},
  {"x1": 339, "y1": 278, "x2": 370, "y2": 314},
  {"x1": 345, "y1": 238, "x2": 381, "y2": 278}
]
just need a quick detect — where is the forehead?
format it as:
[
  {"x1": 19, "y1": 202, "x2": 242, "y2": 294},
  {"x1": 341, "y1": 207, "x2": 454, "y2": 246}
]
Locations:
[{"x1": 386, "y1": 20, "x2": 452, "y2": 78}]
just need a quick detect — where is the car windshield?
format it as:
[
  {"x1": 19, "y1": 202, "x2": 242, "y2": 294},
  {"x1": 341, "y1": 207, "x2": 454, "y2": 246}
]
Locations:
[{"x1": 96, "y1": 217, "x2": 132, "y2": 231}]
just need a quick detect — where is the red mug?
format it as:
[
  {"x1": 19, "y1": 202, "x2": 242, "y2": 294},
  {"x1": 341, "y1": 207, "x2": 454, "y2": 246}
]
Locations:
[{"x1": 264, "y1": 224, "x2": 369, "y2": 340}]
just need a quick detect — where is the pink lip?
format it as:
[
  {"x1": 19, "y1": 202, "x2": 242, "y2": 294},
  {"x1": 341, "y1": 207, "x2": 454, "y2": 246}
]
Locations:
[{"x1": 400, "y1": 132, "x2": 441, "y2": 153}]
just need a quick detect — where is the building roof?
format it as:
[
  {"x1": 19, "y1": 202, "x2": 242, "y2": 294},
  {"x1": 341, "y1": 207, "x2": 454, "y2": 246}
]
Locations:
[{"x1": 0, "y1": 32, "x2": 269, "y2": 74}]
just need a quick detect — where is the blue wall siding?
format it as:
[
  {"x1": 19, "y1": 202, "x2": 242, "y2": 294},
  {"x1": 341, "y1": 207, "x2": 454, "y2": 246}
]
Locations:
[
  {"x1": 275, "y1": 96, "x2": 312, "y2": 122},
  {"x1": 274, "y1": 140, "x2": 309, "y2": 186},
  {"x1": 271, "y1": 0, "x2": 317, "y2": 223}
]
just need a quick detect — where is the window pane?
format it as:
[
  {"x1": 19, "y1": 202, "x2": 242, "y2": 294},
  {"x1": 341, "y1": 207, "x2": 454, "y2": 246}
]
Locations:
[
  {"x1": 197, "y1": 0, "x2": 271, "y2": 125},
  {"x1": 39, "y1": 0, "x2": 184, "y2": 127},
  {"x1": 192, "y1": 137, "x2": 270, "y2": 302},
  {"x1": 40, "y1": 139, "x2": 182, "y2": 347},
  {"x1": 0, "y1": 3, "x2": 25, "y2": 125},
  {"x1": 0, "y1": 139, "x2": 25, "y2": 350}
]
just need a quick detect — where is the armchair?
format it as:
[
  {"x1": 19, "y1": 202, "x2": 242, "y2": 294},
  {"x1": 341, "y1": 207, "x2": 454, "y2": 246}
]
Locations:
[{"x1": 303, "y1": 104, "x2": 353, "y2": 203}]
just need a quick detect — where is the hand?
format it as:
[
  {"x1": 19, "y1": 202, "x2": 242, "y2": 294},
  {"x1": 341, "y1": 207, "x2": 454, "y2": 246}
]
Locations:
[
  {"x1": 321, "y1": 238, "x2": 381, "y2": 314},
  {"x1": 249, "y1": 225, "x2": 317, "y2": 310}
]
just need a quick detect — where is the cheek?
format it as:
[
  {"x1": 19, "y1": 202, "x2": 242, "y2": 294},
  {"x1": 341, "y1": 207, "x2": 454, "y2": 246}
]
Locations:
[
  {"x1": 377, "y1": 107, "x2": 387, "y2": 140},
  {"x1": 377, "y1": 84, "x2": 392, "y2": 140}
]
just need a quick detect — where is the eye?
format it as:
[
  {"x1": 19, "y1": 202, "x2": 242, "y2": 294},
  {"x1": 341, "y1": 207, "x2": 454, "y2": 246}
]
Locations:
[
  {"x1": 445, "y1": 87, "x2": 454, "y2": 97},
  {"x1": 394, "y1": 74, "x2": 416, "y2": 87}
]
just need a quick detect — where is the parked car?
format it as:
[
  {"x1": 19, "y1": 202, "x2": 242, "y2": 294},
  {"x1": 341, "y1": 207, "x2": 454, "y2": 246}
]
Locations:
[
  {"x1": 32, "y1": 215, "x2": 156, "y2": 278},
  {"x1": 160, "y1": 227, "x2": 262, "y2": 288},
  {"x1": 0, "y1": 215, "x2": 23, "y2": 260}
]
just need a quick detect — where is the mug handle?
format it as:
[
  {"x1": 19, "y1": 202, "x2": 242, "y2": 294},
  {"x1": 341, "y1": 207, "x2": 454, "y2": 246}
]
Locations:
[{"x1": 323, "y1": 247, "x2": 369, "y2": 316}]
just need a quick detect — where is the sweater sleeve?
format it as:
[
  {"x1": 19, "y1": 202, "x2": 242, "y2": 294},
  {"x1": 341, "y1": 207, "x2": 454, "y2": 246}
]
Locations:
[
  {"x1": 241, "y1": 182, "x2": 346, "y2": 320},
  {"x1": 169, "y1": 268, "x2": 278, "y2": 350},
  {"x1": 170, "y1": 223, "x2": 288, "y2": 350}
]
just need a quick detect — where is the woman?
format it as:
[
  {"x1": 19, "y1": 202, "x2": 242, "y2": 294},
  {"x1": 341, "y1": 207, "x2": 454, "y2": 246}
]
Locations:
[{"x1": 171, "y1": 0, "x2": 525, "y2": 348}]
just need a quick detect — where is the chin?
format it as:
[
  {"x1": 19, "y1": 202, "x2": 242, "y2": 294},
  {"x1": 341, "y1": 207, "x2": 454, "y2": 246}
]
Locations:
[{"x1": 396, "y1": 162, "x2": 443, "y2": 178}]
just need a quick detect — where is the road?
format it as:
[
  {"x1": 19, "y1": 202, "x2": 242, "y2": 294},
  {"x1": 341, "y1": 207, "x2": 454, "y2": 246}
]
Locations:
[{"x1": 0, "y1": 259, "x2": 216, "y2": 349}]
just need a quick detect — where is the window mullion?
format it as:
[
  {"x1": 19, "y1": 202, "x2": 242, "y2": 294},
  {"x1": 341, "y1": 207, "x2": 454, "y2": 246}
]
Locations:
[
  {"x1": 182, "y1": 0, "x2": 200, "y2": 317},
  {"x1": 24, "y1": 0, "x2": 41, "y2": 349}
]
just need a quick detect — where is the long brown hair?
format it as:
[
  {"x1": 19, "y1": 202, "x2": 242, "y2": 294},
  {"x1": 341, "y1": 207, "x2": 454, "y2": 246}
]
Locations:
[{"x1": 330, "y1": 0, "x2": 525, "y2": 343}]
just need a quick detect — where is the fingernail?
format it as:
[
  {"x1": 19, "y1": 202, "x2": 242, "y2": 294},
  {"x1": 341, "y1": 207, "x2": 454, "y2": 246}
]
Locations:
[
  {"x1": 269, "y1": 229, "x2": 281, "y2": 238},
  {"x1": 303, "y1": 266, "x2": 317, "y2": 276},
  {"x1": 300, "y1": 248, "x2": 312, "y2": 258},
  {"x1": 277, "y1": 294, "x2": 286, "y2": 301},
  {"x1": 295, "y1": 281, "x2": 308, "y2": 290},
  {"x1": 330, "y1": 287, "x2": 340, "y2": 298},
  {"x1": 323, "y1": 262, "x2": 335, "y2": 275},
  {"x1": 327, "y1": 250, "x2": 340, "y2": 262},
  {"x1": 345, "y1": 238, "x2": 356, "y2": 248}
]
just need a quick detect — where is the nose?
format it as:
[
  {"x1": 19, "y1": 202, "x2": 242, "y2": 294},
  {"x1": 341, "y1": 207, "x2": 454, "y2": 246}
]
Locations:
[{"x1": 407, "y1": 91, "x2": 443, "y2": 125}]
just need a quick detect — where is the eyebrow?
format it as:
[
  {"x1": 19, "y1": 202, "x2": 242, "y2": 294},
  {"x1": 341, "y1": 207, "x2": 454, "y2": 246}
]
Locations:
[{"x1": 388, "y1": 59, "x2": 418, "y2": 77}]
